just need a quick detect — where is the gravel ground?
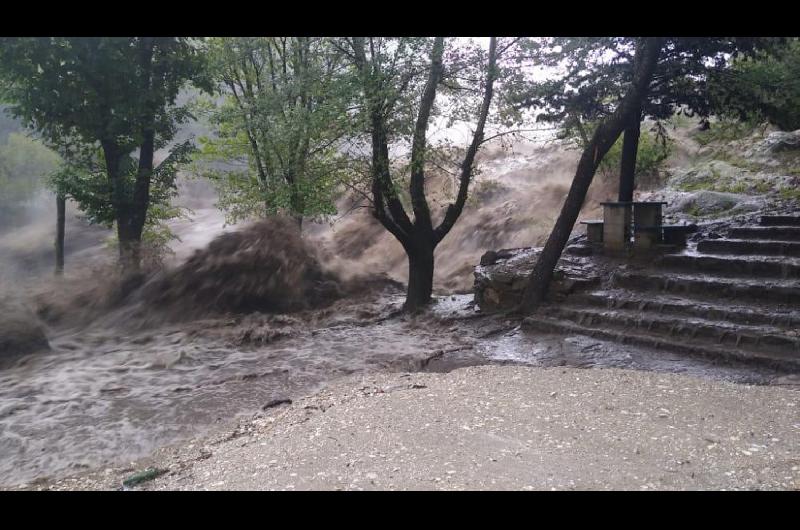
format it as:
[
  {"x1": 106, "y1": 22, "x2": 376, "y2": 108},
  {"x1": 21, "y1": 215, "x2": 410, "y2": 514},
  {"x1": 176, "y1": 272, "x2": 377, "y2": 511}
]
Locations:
[{"x1": 17, "y1": 365, "x2": 800, "y2": 491}]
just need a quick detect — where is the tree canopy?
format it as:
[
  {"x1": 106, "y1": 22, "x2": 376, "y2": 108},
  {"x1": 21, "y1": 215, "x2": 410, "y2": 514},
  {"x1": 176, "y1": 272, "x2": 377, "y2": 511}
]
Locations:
[
  {"x1": 198, "y1": 37, "x2": 355, "y2": 226},
  {"x1": 512, "y1": 38, "x2": 784, "y2": 138},
  {"x1": 0, "y1": 37, "x2": 209, "y2": 271},
  {"x1": 709, "y1": 38, "x2": 800, "y2": 131}
]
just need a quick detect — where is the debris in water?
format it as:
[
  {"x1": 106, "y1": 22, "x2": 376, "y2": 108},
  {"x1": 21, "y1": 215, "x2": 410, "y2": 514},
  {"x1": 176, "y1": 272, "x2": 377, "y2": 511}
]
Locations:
[
  {"x1": 262, "y1": 398, "x2": 293, "y2": 410},
  {"x1": 122, "y1": 467, "x2": 168, "y2": 488}
]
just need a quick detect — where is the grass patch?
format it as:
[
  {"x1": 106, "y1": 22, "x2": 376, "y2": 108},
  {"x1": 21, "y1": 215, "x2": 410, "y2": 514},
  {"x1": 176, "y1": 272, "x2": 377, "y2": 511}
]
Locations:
[
  {"x1": 122, "y1": 467, "x2": 168, "y2": 488},
  {"x1": 693, "y1": 119, "x2": 763, "y2": 147},
  {"x1": 779, "y1": 187, "x2": 800, "y2": 200}
]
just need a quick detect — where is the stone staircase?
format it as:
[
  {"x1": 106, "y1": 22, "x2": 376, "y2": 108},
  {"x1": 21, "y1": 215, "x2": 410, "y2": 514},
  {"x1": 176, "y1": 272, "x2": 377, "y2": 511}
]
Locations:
[{"x1": 524, "y1": 215, "x2": 800, "y2": 371}]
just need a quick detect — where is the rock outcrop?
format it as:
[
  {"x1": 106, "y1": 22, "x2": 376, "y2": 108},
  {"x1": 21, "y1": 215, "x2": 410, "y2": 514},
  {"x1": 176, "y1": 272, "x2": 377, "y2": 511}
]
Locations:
[{"x1": 474, "y1": 247, "x2": 601, "y2": 311}]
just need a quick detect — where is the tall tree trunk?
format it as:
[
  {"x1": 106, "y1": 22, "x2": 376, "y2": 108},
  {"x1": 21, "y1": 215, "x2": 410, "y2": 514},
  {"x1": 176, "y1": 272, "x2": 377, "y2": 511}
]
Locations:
[
  {"x1": 618, "y1": 109, "x2": 641, "y2": 202},
  {"x1": 117, "y1": 221, "x2": 141, "y2": 274},
  {"x1": 101, "y1": 140, "x2": 138, "y2": 274},
  {"x1": 288, "y1": 182, "x2": 304, "y2": 230},
  {"x1": 125, "y1": 128, "x2": 155, "y2": 274},
  {"x1": 115, "y1": 37, "x2": 156, "y2": 275},
  {"x1": 55, "y1": 194, "x2": 65, "y2": 275},
  {"x1": 519, "y1": 38, "x2": 663, "y2": 312},
  {"x1": 404, "y1": 240, "x2": 435, "y2": 312}
]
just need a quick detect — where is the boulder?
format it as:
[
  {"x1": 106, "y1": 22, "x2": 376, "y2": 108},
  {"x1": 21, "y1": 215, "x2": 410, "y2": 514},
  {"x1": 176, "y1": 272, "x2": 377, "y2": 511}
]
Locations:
[
  {"x1": 479, "y1": 250, "x2": 498, "y2": 266},
  {"x1": 758, "y1": 130, "x2": 800, "y2": 154},
  {"x1": 669, "y1": 160, "x2": 745, "y2": 193},
  {"x1": 474, "y1": 247, "x2": 600, "y2": 312},
  {"x1": 668, "y1": 190, "x2": 764, "y2": 218}
]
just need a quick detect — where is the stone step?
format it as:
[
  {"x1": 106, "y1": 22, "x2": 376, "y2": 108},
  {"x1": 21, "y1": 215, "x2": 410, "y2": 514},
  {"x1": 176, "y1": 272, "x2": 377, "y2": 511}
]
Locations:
[
  {"x1": 523, "y1": 314, "x2": 800, "y2": 372},
  {"x1": 728, "y1": 226, "x2": 800, "y2": 241},
  {"x1": 658, "y1": 253, "x2": 800, "y2": 279},
  {"x1": 696, "y1": 238, "x2": 800, "y2": 257},
  {"x1": 570, "y1": 290, "x2": 800, "y2": 329},
  {"x1": 613, "y1": 271, "x2": 800, "y2": 306},
  {"x1": 548, "y1": 305, "x2": 800, "y2": 356},
  {"x1": 760, "y1": 215, "x2": 800, "y2": 226}
]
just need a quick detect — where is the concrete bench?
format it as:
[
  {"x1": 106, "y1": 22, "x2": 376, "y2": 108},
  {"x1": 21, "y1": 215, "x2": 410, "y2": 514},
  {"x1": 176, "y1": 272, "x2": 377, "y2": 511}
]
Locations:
[
  {"x1": 580, "y1": 220, "x2": 603, "y2": 243},
  {"x1": 637, "y1": 224, "x2": 696, "y2": 247}
]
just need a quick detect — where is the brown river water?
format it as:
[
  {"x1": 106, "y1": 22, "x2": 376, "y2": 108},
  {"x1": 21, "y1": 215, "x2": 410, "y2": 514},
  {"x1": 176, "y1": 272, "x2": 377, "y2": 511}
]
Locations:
[{"x1": 0, "y1": 287, "x2": 786, "y2": 487}]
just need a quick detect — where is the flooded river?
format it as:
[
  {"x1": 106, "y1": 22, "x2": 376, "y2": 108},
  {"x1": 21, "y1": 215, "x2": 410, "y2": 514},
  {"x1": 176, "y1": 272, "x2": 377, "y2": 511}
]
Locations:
[{"x1": 1, "y1": 290, "x2": 790, "y2": 487}]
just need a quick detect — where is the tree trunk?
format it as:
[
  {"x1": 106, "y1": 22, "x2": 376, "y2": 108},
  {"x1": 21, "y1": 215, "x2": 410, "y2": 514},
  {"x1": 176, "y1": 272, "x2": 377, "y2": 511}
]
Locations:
[
  {"x1": 618, "y1": 110, "x2": 641, "y2": 202},
  {"x1": 117, "y1": 221, "x2": 141, "y2": 274},
  {"x1": 101, "y1": 139, "x2": 143, "y2": 274},
  {"x1": 55, "y1": 194, "x2": 65, "y2": 275},
  {"x1": 404, "y1": 241, "x2": 435, "y2": 312},
  {"x1": 518, "y1": 38, "x2": 663, "y2": 312},
  {"x1": 289, "y1": 183, "x2": 304, "y2": 230}
]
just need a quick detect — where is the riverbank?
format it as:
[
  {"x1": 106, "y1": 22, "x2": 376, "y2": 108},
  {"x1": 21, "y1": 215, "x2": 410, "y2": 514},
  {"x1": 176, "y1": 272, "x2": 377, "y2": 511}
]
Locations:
[{"x1": 16, "y1": 365, "x2": 799, "y2": 491}]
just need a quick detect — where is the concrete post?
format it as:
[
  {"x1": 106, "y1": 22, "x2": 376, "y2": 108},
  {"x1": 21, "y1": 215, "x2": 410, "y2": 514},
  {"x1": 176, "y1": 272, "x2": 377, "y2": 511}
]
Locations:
[
  {"x1": 602, "y1": 202, "x2": 632, "y2": 253},
  {"x1": 633, "y1": 202, "x2": 666, "y2": 250}
]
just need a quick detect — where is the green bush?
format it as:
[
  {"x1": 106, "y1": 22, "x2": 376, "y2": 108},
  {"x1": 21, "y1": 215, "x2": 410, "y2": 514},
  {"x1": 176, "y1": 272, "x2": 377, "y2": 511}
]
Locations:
[
  {"x1": 710, "y1": 39, "x2": 800, "y2": 131},
  {"x1": 595, "y1": 126, "x2": 672, "y2": 183}
]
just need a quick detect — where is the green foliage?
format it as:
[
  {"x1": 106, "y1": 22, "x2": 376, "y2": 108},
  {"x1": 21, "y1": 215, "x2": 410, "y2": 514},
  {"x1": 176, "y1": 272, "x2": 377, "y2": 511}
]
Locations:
[
  {"x1": 674, "y1": 159, "x2": 778, "y2": 196},
  {"x1": 197, "y1": 37, "x2": 355, "y2": 224},
  {"x1": 0, "y1": 37, "x2": 209, "y2": 266},
  {"x1": 0, "y1": 38, "x2": 209, "y2": 155},
  {"x1": 338, "y1": 37, "x2": 508, "y2": 218},
  {"x1": 710, "y1": 39, "x2": 800, "y2": 131},
  {"x1": 779, "y1": 186, "x2": 800, "y2": 201},
  {"x1": 53, "y1": 139, "x2": 195, "y2": 222},
  {"x1": 511, "y1": 38, "x2": 781, "y2": 133},
  {"x1": 693, "y1": 119, "x2": 763, "y2": 146},
  {"x1": 52, "y1": 140, "x2": 194, "y2": 249},
  {"x1": 565, "y1": 121, "x2": 672, "y2": 182},
  {"x1": 115, "y1": 200, "x2": 190, "y2": 268},
  {"x1": 684, "y1": 204, "x2": 703, "y2": 218},
  {"x1": 597, "y1": 127, "x2": 672, "y2": 181}
]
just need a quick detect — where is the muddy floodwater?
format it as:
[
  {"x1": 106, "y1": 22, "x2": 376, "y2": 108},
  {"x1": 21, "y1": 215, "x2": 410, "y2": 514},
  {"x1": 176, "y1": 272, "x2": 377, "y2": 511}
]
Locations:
[{"x1": 0, "y1": 291, "x2": 791, "y2": 488}]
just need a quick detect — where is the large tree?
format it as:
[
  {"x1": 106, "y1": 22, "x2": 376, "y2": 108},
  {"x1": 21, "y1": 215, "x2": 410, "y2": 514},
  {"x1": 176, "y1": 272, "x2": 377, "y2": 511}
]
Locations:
[
  {"x1": 518, "y1": 37, "x2": 664, "y2": 311},
  {"x1": 199, "y1": 37, "x2": 354, "y2": 227},
  {"x1": 0, "y1": 37, "x2": 208, "y2": 273},
  {"x1": 341, "y1": 37, "x2": 500, "y2": 311}
]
